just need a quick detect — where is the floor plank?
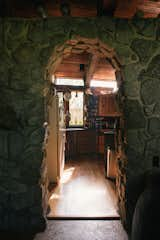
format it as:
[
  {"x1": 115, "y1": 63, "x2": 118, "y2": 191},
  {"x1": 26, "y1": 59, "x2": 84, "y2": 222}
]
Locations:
[{"x1": 47, "y1": 155, "x2": 119, "y2": 218}]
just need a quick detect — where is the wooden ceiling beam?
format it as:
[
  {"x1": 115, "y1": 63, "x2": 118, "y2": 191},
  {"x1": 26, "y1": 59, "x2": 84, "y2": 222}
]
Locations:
[
  {"x1": 137, "y1": 1, "x2": 160, "y2": 18},
  {"x1": 93, "y1": 71, "x2": 116, "y2": 80},
  {"x1": 56, "y1": 63, "x2": 84, "y2": 72},
  {"x1": 55, "y1": 71, "x2": 84, "y2": 79},
  {"x1": 114, "y1": 0, "x2": 138, "y2": 18},
  {"x1": 92, "y1": 75, "x2": 116, "y2": 81},
  {"x1": 85, "y1": 55, "x2": 99, "y2": 87},
  {"x1": 62, "y1": 53, "x2": 89, "y2": 65}
]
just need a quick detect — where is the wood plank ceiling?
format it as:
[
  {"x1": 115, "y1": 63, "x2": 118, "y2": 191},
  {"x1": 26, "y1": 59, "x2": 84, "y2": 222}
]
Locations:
[
  {"x1": 0, "y1": 0, "x2": 160, "y2": 18},
  {"x1": 54, "y1": 52, "x2": 116, "y2": 95},
  {"x1": 54, "y1": 53, "x2": 115, "y2": 82}
]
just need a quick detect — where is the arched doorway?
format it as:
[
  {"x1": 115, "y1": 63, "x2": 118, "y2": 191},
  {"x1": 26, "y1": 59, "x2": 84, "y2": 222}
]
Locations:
[{"x1": 41, "y1": 36, "x2": 127, "y2": 223}]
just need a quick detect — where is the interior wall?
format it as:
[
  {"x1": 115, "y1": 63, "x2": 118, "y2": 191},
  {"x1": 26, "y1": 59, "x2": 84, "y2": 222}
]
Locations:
[{"x1": 0, "y1": 17, "x2": 159, "y2": 233}]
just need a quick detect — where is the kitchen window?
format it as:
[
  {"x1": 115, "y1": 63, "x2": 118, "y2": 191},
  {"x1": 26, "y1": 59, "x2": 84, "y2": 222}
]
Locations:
[
  {"x1": 69, "y1": 91, "x2": 84, "y2": 127},
  {"x1": 54, "y1": 77, "x2": 84, "y2": 127},
  {"x1": 54, "y1": 77, "x2": 84, "y2": 87}
]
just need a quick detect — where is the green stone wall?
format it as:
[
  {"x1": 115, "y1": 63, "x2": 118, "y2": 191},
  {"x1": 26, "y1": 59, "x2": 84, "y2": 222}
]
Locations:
[{"x1": 0, "y1": 17, "x2": 159, "y2": 233}]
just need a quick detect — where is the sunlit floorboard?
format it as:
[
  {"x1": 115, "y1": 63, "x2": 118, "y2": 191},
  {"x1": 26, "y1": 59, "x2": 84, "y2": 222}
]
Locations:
[{"x1": 47, "y1": 155, "x2": 119, "y2": 218}]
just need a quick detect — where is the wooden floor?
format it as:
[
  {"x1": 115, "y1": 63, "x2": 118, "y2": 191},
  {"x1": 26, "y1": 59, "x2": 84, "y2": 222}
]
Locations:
[{"x1": 47, "y1": 155, "x2": 119, "y2": 219}]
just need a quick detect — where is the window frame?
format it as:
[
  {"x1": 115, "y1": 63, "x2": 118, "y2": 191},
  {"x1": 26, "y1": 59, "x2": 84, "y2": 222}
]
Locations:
[
  {"x1": 56, "y1": 87, "x2": 85, "y2": 129},
  {"x1": 68, "y1": 90, "x2": 84, "y2": 128}
]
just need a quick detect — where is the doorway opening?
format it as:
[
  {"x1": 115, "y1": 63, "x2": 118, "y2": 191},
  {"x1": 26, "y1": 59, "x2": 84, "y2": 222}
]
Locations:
[{"x1": 42, "y1": 37, "x2": 126, "y2": 221}]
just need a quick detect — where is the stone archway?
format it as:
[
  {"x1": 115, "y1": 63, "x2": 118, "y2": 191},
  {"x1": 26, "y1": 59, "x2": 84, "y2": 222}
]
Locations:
[
  {"x1": 0, "y1": 17, "x2": 159, "y2": 236},
  {"x1": 42, "y1": 36, "x2": 127, "y2": 225},
  {"x1": 45, "y1": 36, "x2": 121, "y2": 81}
]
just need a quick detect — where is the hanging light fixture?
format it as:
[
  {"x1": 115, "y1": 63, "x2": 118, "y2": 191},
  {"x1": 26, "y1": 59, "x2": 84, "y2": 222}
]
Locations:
[
  {"x1": 60, "y1": 0, "x2": 71, "y2": 16},
  {"x1": 34, "y1": 0, "x2": 47, "y2": 19},
  {"x1": 64, "y1": 89, "x2": 71, "y2": 101}
]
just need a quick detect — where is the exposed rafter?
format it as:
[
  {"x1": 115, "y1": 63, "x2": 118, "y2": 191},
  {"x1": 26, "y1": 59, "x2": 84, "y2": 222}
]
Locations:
[
  {"x1": 114, "y1": 0, "x2": 138, "y2": 18},
  {"x1": 85, "y1": 55, "x2": 99, "y2": 87}
]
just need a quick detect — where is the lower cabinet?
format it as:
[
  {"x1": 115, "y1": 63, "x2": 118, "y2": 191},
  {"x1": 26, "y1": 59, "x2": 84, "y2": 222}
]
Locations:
[
  {"x1": 97, "y1": 135, "x2": 104, "y2": 154},
  {"x1": 66, "y1": 129, "x2": 96, "y2": 158}
]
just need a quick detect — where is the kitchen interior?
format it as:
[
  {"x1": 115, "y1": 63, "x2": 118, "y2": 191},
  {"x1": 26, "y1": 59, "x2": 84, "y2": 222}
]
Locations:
[{"x1": 46, "y1": 51, "x2": 122, "y2": 219}]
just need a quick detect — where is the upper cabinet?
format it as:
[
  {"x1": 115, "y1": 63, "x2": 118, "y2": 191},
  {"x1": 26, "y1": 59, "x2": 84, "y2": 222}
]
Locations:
[{"x1": 98, "y1": 94, "x2": 121, "y2": 116}]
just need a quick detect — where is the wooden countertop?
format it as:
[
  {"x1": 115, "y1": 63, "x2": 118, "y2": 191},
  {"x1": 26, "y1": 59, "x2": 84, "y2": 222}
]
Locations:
[
  {"x1": 65, "y1": 128, "x2": 96, "y2": 132},
  {"x1": 65, "y1": 128, "x2": 85, "y2": 131},
  {"x1": 98, "y1": 128, "x2": 115, "y2": 133}
]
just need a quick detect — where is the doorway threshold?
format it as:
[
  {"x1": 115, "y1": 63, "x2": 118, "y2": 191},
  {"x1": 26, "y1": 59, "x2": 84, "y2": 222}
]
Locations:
[{"x1": 47, "y1": 215, "x2": 120, "y2": 220}]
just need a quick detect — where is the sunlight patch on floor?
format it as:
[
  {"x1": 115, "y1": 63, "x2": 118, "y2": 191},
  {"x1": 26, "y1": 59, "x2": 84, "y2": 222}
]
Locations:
[
  {"x1": 60, "y1": 167, "x2": 75, "y2": 184},
  {"x1": 48, "y1": 157, "x2": 119, "y2": 218}
]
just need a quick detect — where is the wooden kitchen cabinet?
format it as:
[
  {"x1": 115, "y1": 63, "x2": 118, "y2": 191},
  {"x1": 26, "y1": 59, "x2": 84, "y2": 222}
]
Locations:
[
  {"x1": 98, "y1": 94, "x2": 120, "y2": 116},
  {"x1": 77, "y1": 130, "x2": 96, "y2": 154},
  {"x1": 97, "y1": 135, "x2": 104, "y2": 154},
  {"x1": 66, "y1": 130, "x2": 77, "y2": 158},
  {"x1": 66, "y1": 129, "x2": 96, "y2": 158}
]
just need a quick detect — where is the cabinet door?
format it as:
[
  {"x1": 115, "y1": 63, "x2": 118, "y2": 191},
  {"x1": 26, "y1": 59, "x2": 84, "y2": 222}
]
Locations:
[
  {"x1": 66, "y1": 131, "x2": 77, "y2": 158},
  {"x1": 97, "y1": 135, "x2": 104, "y2": 154},
  {"x1": 98, "y1": 94, "x2": 119, "y2": 116},
  {"x1": 77, "y1": 130, "x2": 96, "y2": 154}
]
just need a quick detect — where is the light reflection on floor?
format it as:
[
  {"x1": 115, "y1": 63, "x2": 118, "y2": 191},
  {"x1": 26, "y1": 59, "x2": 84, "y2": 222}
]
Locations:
[
  {"x1": 48, "y1": 156, "x2": 119, "y2": 218},
  {"x1": 60, "y1": 167, "x2": 75, "y2": 184}
]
